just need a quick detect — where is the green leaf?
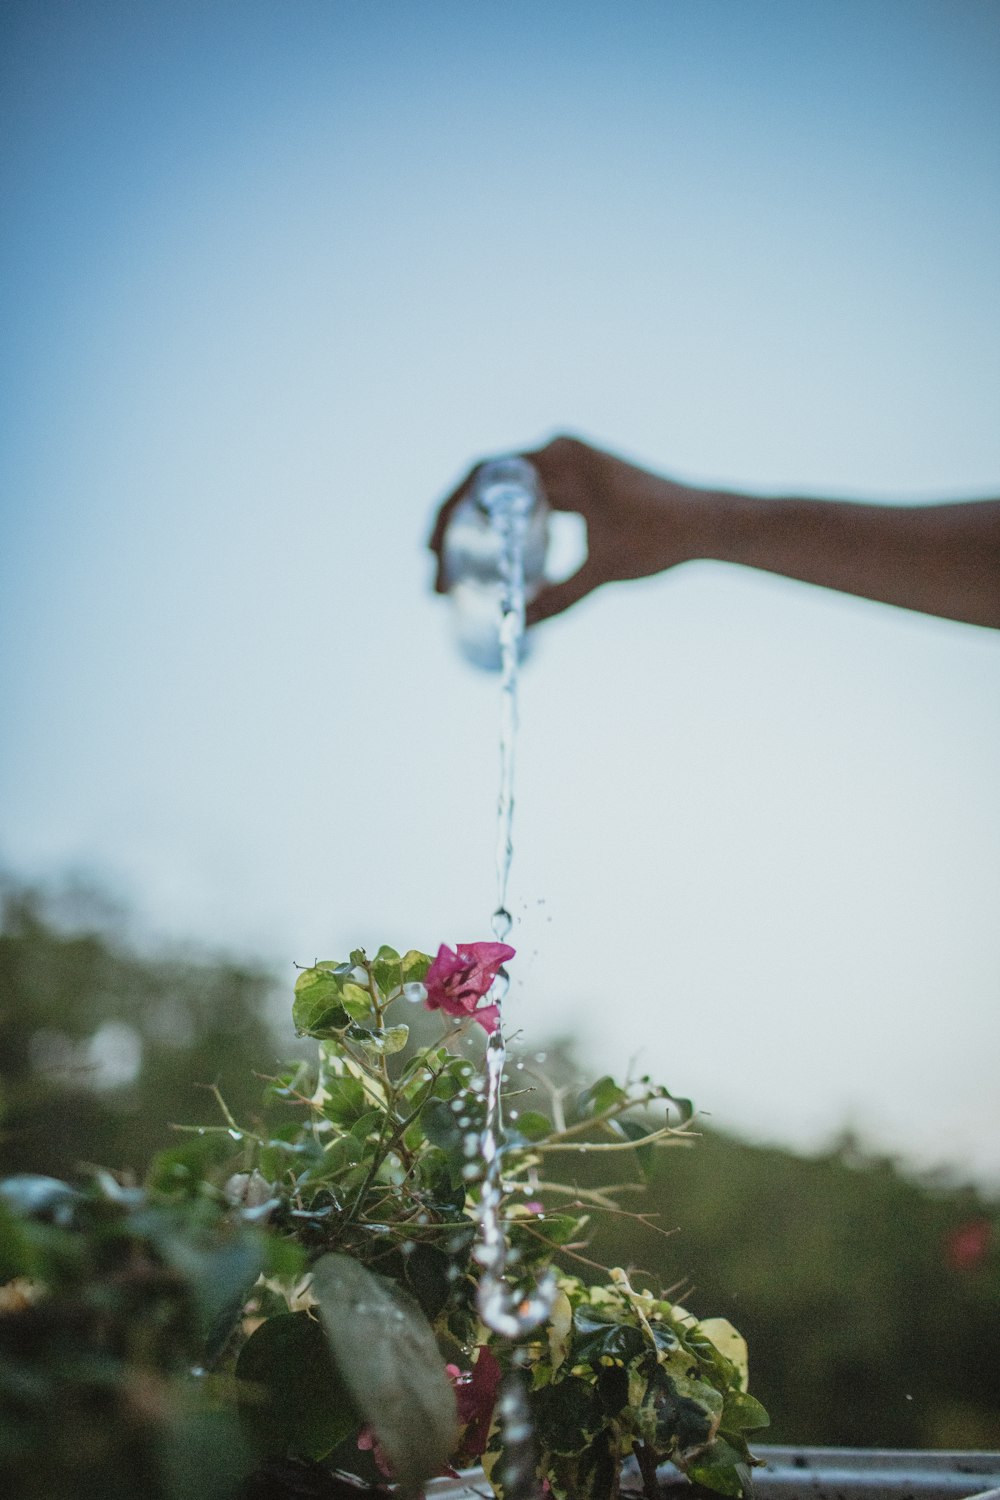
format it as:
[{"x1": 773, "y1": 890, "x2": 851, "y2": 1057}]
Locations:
[
  {"x1": 571, "y1": 1304, "x2": 647, "y2": 1368},
  {"x1": 530, "y1": 1375, "x2": 600, "y2": 1455},
  {"x1": 293, "y1": 966, "x2": 353, "y2": 1036},
  {"x1": 340, "y1": 982, "x2": 373, "y2": 1020},
  {"x1": 236, "y1": 1312, "x2": 357, "y2": 1459},
  {"x1": 721, "y1": 1390, "x2": 770, "y2": 1432},
  {"x1": 401, "y1": 948, "x2": 433, "y2": 984},
  {"x1": 371, "y1": 944, "x2": 401, "y2": 998},
  {"x1": 512, "y1": 1110, "x2": 553, "y2": 1141},
  {"x1": 649, "y1": 1367, "x2": 723, "y2": 1459},
  {"x1": 577, "y1": 1076, "x2": 627, "y2": 1117},
  {"x1": 349, "y1": 1109, "x2": 385, "y2": 1145},
  {"x1": 403, "y1": 1242, "x2": 453, "y2": 1320},
  {"x1": 320, "y1": 1074, "x2": 366, "y2": 1125},
  {"x1": 133, "y1": 1208, "x2": 266, "y2": 1357},
  {"x1": 146, "y1": 1136, "x2": 234, "y2": 1197},
  {"x1": 310, "y1": 1252, "x2": 458, "y2": 1491},
  {"x1": 349, "y1": 948, "x2": 367, "y2": 967},
  {"x1": 347, "y1": 1023, "x2": 409, "y2": 1057},
  {"x1": 261, "y1": 1234, "x2": 307, "y2": 1282},
  {"x1": 686, "y1": 1437, "x2": 748, "y2": 1496},
  {"x1": 613, "y1": 1118, "x2": 655, "y2": 1178}
]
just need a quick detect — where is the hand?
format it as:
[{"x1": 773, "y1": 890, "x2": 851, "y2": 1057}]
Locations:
[{"x1": 428, "y1": 435, "x2": 705, "y2": 626}]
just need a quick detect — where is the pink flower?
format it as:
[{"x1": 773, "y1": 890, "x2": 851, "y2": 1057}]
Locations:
[
  {"x1": 358, "y1": 1346, "x2": 502, "y2": 1479},
  {"x1": 423, "y1": 941, "x2": 515, "y2": 1035},
  {"x1": 446, "y1": 1345, "x2": 503, "y2": 1465},
  {"x1": 356, "y1": 1424, "x2": 393, "y2": 1478}
]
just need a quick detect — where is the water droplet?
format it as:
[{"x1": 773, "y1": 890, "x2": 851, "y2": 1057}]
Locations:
[
  {"x1": 492, "y1": 906, "x2": 513, "y2": 941},
  {"x1": 534, "y1": 1051, "x2": 547, "y2": 1063},
  {"x1": 401, "y1": 1240, "x2": 415, "y2": 1256},
  {"x1": 402, "y1": 982, "x2": 427, "y2": 1003},
  {"x1": 227, "y1": 1129, "x2": 243, "y2": 1141},
  {"x1": 462, "y1": 1163, "x2": 481, "y2": 1180},
  {"x1": 509, "y1": 1109, "x2": 519, "y2": 1120}
]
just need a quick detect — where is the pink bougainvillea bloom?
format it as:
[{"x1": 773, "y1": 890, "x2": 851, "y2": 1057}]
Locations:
[
  {"x1": 423, "y1": 941, "x2": 515, "y2": 1035},
  {"x1": 356, "y1": 1425, "x2": 393, "y2": 1479},
  {"x1": 447, "y1": 1345, "x2": 503, "y2": 1466}
]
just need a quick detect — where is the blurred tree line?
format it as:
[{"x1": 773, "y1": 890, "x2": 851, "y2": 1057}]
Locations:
[{"x1": 2, "y1": 876, "x2": 997, "y2": 1451}]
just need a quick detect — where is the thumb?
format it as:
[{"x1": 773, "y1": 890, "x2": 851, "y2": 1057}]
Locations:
[{"x1": 526, "y1": 561, "x2": 603, "y2": 626}]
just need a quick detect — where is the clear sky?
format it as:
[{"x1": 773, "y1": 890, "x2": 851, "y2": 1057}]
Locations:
[{"x1": 2, "y1": 1, "x2": 999, "y2": 1182}]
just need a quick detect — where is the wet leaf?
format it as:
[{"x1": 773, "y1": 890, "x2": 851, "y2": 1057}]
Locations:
[
  {"x1": 310, "y1": 1252, "x2": 458, "y2": 1491},
  {"x1": 347, "y1": 1023, "x2": 409, "y2": 1057}
]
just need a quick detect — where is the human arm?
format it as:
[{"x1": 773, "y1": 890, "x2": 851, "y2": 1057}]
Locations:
[{"x1": 428, "y1": 435, "x2": 1000, "y2": 629}]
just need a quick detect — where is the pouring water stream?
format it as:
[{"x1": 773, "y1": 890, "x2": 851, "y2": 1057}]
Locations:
[{"x1": 468, "y1": 472, "x2": 557, "y2": 1341}]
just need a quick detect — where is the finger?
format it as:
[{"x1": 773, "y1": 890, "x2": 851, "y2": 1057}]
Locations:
[
  {"x1": 526, "y1": 560, "x2": 604, "y2": 626},
  {"x1": 525, "y1": 435, "x2": 605, "y2": 518}
]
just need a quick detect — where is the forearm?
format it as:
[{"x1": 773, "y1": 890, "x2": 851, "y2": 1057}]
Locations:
[{"x1": 670, "y1": 481, "x2": 1000, "y2": 629}]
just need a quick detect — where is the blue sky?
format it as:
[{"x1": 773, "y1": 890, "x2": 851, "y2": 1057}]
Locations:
[{"x1": 2, "y1": 1, "x2": 999, "y2": 1182}]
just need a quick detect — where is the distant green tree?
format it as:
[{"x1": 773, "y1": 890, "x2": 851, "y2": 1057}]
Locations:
[
  {"x1": 575, "y1": 1123, "x2": 1000, "y2": 1449},
  {"x1": 0, "y1": 875, "x2": 292, "y2": 1182}
]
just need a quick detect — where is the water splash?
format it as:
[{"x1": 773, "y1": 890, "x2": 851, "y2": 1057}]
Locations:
[{"x1": 472, "y1": 472, "x2": 557, "y2": 1344}]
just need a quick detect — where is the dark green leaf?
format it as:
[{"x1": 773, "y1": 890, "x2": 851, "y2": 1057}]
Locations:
[
  {"x1": 614, "y1": 1118, "x2": 655, "y2": 1178},
  {"x1": 571, "y1": 1305, "x2": 647, "y2": 1367},
  {"x1": 403, "y1": 1242, "x2": 453, "y2": 1320},
  {"x1": 310, "y1": 1252, "x2": 458, "y2": 1491},
  {"x1": 649, "y1": 1368, "x2": 723, "y2": 1459},
  {"x1": 146, "y1": 1136, "x2": 234, "y2": 1197},
  {"x1": 530, "y1": 1375, "x2": 600, "y2": 1455},
  {"x1": 236, "y1": 1312, "x2": 357, "y2": 1460}
]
